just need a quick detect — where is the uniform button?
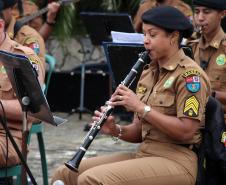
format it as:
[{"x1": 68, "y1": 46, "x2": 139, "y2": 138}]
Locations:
[
  {"x1": 159, "y1": 101, "x2": 163, "y2": 104},
  {"x1": 216, "y1": 77, "x2": 220, "y2": 80}
]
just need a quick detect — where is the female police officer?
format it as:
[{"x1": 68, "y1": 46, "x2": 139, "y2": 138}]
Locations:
[{"x1": 51, "y1": 6, "x2": 211, "y2": 185}]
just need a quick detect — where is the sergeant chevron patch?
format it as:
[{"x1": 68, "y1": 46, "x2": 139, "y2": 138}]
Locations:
[{"x1": 183, "y1": 95, "x2": 199, "y2": 117}]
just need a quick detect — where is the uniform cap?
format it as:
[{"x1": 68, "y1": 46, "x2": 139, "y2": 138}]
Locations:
[
  {"x1": 193, "y1": 0, "x2": 226, "y2": 10},
  {"x1": 142, "y1": 6, "x2": 194, "y2": 38}
]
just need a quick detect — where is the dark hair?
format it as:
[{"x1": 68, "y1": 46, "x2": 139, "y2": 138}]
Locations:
[
  {"x1": 0, "y1": 12, "x2": 3, "y2": 19},
  {"x1": 164, "y1": 28, "x2": 183, "y2": 47}
]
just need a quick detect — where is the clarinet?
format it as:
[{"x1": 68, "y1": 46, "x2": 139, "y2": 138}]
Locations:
[{"x1": 65, "y1": 50, "x2": 150, "y2": 172}]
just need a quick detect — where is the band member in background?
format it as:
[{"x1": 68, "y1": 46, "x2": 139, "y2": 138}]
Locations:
[
  {"x1": 2, "y1": 0, "x2": 46, "y2": 75},
  {"x1": 190, "y1": 0, "x2": 226, "y2": 120},
  {"x1": 134, "y1": 0, "x2": 193, "y2": 33},
  {"x1": 51, "y1": 6, "x2": 210, "y2": 185},
  {"x1": 0, "y1": 3, "x2": 45, "y2": 184},
  {"x1": 12, "y1": 0, "x2": 60, "y2": 41}
]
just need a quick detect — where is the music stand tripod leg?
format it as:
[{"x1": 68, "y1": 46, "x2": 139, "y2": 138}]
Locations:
[
  {"x1": 0, "y1": 96, "x2": 37, "y2": 185},
  {"x1": 76, "y1": 60, "x2": 92, "y2": 120},
  {"x1": 21, "y1": 96, "x2": 32, "y2": 185},
  {"x1": 74, "y1": 45, "x2": 92, "y2": 120}
]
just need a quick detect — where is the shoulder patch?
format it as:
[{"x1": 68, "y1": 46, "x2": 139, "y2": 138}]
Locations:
[
  {"x1": 182, "y1": 69, "x2": 201, "y2": 78},
  {"x1": 28, "y1": 57, "x2": 40, "y2": 72},
  {"x1": 186, "y1": 75, "x2": 200, "y2": 93},
  {"x1": 183, "y1": 95, "x2": 199, "y2": 117},
  {"x1": 183, "y1": 69, "x2": 201, "y2": 93},
  {"x1": 24, "y1": 37, "x2": 40, "y2": 55}
]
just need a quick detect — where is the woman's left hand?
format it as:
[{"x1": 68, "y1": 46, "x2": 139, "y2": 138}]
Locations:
[{"x1": 108, "y1": 84, "x2": 145, "y2": 113}]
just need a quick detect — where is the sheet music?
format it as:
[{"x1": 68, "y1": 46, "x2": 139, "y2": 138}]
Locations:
[
  {"x1": 111, "y1": 31, "x2": 144, "y2": 44},
  {"x1": 0, "y1": 50, "x2": 67, "y2": 126}
]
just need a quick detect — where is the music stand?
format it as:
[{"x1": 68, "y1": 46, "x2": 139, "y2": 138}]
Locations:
[
  {"x1": 76, "y1": 12, "x2": 135, "y2": 120},
  {"x1": 0, "y1": 50, "x2": 66, "y2": 185},
  {"x1": 103, "y1": 43, "x2": 194, "y2": 90},
  {"x1": 80, "y1": 12, "x2": 135, "y2": 45},
  {"x1": 103, "y1": 42, "x2": 145, "y2": 91},
  {"x1": 103, "y1": 42, "x2": 145, "y2": 121}
]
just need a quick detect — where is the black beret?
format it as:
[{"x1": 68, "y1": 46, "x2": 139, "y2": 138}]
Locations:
[
  {"x1": 142, "y1": 6, "x2": 194, "y2": 38},
  {"x1": 0, "y1": 0, "x2": 17, "y2": 11},
  {"x1": 193, "y1": 0, "x2": 226, "y2": 10}
]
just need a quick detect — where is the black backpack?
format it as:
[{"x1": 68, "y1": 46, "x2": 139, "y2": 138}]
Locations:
[{"x1": 196, "y1": 96, "x2": 226, "y2": 185}]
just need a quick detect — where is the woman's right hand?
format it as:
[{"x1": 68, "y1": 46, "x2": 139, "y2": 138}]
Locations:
[{"x1": 91, "y1": 106, "x2": 118, "y2": 136}]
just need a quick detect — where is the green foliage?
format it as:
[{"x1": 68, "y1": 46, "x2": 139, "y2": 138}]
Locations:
[
  {"x1": 71, "y1": 0, "x2": 140, "y2": 35},
  {"x1": 183, "y1": 0, "x2": 192, "y2": 6},
  {"x1": 52, "y1": 0, "x2": 193, "y2": 39},
  {"x1": 53, "y1": 3, "x2": 76, "y2": 41}
]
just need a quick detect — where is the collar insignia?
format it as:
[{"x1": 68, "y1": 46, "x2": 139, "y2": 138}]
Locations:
[
  {"x1": 136, "y1": 84, "x2": 147, "y2": 94},
  {"x1": 164, "y1": 76, "x2": 175, "y2": 88},
  {"x1": 0, "y1": 66, "x2": 6, "y2": 74}
]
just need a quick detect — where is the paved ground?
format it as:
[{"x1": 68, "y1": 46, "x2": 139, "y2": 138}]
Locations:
[{"x1": 27, "y1": 112, "x2": 138, "y2": 184}]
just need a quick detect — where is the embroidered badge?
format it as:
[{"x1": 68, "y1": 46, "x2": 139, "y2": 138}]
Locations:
[
  {"x1": 221, "y1": 132, "x2": 226, "y2": 147},
  {"x1": 183, "y1": 95, "x2": 199, "y2": 117},
  {"x1": 136, "y1": 84, "x2": 147, "y2": 94},
  {"x1": 28, "y1": 57, "x2": 39, "y2": 72},
  {"x1": 24, "y1": 38, "x2": 40, "y2": 55},
  {"x1": 28, "y1": 42, "x2": 40, "y2": 55},
  {"x1": 0, "y1": 66, "x2": 6, "y2": 74},
  {"x1": 185, "y1": 75, "x2": 200, "y2": 93},
  {"x1": 164, "y1": 76, "x2": 175, "y2": 88},
  {"x1": 182, "y1": 69, "x2": 201, "y2": 78},
  {"x1": 216, "y1": 54, "x2": 225, "y2": 66}
]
